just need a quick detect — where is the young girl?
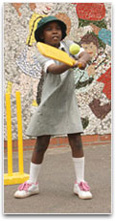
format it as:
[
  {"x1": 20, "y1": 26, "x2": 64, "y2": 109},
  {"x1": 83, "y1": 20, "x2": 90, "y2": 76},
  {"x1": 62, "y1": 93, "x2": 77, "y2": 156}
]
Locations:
[{"x1": 14, "y1": 16, "x2": 92, "y2": 200}]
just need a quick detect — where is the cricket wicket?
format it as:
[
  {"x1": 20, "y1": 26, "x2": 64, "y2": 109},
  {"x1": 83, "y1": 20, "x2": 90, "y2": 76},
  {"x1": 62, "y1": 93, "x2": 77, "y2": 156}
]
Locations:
[{"x1": 4, "y1": 91, "x2": 29, "y2": 185}]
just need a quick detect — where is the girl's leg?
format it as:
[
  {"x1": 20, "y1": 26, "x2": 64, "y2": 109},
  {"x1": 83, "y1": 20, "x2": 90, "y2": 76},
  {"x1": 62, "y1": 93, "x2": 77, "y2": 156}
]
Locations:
[
  {"x1": 68, "y1": 133, "x2": 84, "y2": 158},
  {"x1": 29, "y1": 135, "x2": 51, "y2": 183},
  {"x1": 31, "y1": 135, "x2": 51, "y2": 164},
  {"x1": 14, "y1": 135, "x2": 51, "y2": 198},
  {"x1": 68, "y1": 133, "x2": 84, "y2": 183},
  {"x1": 68, "y1": 133, "x2": 92, "y2": 199}
]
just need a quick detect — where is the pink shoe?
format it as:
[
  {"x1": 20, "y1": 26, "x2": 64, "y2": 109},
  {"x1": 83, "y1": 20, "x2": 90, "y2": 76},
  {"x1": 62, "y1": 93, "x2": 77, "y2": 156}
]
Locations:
[
  {"x1": 14, "y1": 180, "x2": 39, "y2": 199},
  {"x1": 74, "y1": 181, "x2": 92, "y2": 199}
]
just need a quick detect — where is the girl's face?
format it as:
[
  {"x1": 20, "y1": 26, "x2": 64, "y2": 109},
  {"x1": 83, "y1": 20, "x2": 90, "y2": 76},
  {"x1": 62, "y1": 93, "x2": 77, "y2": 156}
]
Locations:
[
  {"x1": 41, "y1": 21, "x2": 62, "y2": 48},
  {"x1": 81, "y1": 42, "x2": 98, "y2": 58}
]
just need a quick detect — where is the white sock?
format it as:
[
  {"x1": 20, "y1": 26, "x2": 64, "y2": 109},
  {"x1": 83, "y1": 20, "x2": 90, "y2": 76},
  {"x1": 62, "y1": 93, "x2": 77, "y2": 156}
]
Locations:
[
  {"x1": 28, "y1": 162, "x2": 42, "y2": 183},
  {"x1": 72, "y1": 157, "x2": 85, "y2": 183}
]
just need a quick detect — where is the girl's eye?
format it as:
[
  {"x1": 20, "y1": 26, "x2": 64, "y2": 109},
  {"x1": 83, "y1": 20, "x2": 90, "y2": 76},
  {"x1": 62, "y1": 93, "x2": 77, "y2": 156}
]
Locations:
[
  {"x1": 56, "y1": 26, "x2": 61, "y2": 30},
  {"x1": 45, "y1": 25, "x2": 61, "y2": 31},
  {"x1": 46, "y1": 27, "x2": 52, "y2": 31}
]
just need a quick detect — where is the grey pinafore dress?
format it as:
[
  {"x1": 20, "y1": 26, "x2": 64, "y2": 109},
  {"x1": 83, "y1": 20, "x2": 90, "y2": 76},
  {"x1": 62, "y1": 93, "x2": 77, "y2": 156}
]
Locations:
[{"x1": 26, "y1": 40, "x2": 83, "y2": 137}]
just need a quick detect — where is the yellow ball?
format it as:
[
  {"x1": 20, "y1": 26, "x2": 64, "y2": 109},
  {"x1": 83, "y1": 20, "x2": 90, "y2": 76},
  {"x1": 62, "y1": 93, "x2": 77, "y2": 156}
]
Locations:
[{"x1": 69, "y1": 44, "x2": 80, "y2": 55}]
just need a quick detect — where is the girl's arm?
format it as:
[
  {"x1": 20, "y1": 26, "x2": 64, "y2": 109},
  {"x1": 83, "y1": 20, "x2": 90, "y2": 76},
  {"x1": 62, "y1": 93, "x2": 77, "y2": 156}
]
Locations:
[
  {"x1": 47, "y1": 63, "x2": 71, "y2": 75},
  {"x1": 47, "y1": 51, "x2": 91, "y2": 75}
]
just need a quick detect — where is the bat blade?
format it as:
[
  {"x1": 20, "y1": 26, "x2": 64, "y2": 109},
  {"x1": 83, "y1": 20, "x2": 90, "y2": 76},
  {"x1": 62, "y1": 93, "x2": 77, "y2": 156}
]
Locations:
[{"x1": 36, "y1": 42, "x2": 76, "y2": 66}]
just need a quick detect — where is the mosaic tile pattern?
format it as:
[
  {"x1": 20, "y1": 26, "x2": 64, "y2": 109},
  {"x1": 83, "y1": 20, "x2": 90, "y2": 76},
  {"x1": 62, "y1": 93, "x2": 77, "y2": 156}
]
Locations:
[{"x1": 4, "y1": 3, "x2": 111, "y2": 140}]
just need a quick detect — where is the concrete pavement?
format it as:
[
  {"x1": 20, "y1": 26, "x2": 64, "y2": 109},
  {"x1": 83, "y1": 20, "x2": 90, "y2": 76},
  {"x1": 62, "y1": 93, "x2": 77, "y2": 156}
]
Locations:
[{"x1": 4, "y1": 143, "x2": 111, "y2": 214}]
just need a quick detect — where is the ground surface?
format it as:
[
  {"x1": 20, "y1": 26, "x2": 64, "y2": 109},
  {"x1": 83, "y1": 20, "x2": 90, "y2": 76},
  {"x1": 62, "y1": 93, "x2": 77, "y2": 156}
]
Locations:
[{"x1": 4, "y1": 144, "x2": 111, "y2": 214}]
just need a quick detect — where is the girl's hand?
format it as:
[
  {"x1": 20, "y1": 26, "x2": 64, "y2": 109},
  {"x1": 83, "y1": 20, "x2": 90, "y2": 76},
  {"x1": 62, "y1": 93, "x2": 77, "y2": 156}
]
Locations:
[
  {"x1": 73, "y1": 51, "x2": 91, "y2": 69},
  {"x1": 73, "y1": 59, "x2": 87, "y2": 69}
]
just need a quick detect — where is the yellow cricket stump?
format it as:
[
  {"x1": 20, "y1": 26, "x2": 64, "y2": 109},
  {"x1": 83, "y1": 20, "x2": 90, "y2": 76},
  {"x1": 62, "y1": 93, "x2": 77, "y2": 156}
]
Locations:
[{"x1": 4, "y1": 92, "x2": 29, "y2": 185}]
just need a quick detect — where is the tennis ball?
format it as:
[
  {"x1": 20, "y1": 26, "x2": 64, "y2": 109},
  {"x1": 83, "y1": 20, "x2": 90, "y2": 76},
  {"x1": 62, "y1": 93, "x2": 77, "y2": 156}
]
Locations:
[{"x1": 69, "y1": 44, "x2": 80, "y2": 55}]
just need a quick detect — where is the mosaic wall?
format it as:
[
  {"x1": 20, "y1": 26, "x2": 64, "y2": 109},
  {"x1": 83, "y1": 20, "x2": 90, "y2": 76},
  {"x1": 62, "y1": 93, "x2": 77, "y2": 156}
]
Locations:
[{"x1": 4, "y1": 3, "x2": 111, "y2": 140}]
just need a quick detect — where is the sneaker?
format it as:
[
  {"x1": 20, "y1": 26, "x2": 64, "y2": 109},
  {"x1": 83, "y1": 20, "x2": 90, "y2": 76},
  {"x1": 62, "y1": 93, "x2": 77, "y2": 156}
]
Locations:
[
  {"x1": 14, "y1": 180, "x2": 39, "y2": 199},
  {"x1": 74, "y1": 181, "x2": 92, "y2": 200}
]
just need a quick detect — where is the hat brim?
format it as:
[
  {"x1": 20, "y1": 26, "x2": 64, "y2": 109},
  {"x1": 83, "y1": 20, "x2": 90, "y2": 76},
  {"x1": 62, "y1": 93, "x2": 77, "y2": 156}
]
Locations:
[{"x1": 35, "y1": 18, "x2": 67, "y2": 42}]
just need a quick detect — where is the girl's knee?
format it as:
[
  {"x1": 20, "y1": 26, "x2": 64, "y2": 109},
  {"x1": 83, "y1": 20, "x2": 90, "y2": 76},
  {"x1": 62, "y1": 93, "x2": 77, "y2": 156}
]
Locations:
[
  {"x1": 68, "y1": 133, "x2": 82, "y2": 149},
  {"x1": 35, "y1": 135, "x2": 51, "y2": 153},
  {"x1": 68, "y1": 133, "x2": 84, "y2": 157}
]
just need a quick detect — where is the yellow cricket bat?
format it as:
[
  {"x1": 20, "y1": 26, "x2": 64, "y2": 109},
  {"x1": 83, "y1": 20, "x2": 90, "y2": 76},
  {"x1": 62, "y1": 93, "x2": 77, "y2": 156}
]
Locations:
[{"x1": 36, "y1": 42, "x2": 82, "y2": 68}]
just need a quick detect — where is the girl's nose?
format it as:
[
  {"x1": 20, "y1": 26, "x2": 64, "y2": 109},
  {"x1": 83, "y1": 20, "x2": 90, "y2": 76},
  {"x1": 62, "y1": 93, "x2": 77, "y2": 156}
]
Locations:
[{"x1": 52, "y1": 28, "x2": 58, "y2": 33}]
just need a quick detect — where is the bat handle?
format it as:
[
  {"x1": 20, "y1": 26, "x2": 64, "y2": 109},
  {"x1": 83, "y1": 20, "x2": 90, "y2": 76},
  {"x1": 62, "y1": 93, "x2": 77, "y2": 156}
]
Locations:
[
  {"x1": 73, "y1": 60, "x2": 83, "y2": 68},
  {"x1": 78, "y1": 62, "x2": 83, "y2": 68}
]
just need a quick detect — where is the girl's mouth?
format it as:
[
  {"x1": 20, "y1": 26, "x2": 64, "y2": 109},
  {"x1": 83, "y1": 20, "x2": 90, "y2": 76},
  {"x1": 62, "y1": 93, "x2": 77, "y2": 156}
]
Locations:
[{"x1": 52, "y1": 36, "x2": 59, "y2": 40}]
